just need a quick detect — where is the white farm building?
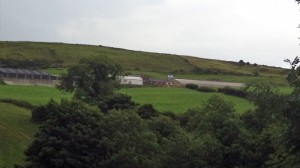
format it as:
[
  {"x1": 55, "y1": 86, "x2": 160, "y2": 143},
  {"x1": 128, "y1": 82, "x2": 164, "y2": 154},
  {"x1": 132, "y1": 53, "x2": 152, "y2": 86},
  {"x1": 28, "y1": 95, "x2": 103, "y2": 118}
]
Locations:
[{"x1": 119, "y1": 76, "x2": 143, "y2": 86}]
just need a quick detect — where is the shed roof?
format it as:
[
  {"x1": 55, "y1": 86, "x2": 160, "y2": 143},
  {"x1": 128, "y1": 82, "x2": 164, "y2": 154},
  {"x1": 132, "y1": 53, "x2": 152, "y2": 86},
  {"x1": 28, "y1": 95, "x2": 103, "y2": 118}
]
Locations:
[
  {"x1": 123, "y1": 76, "x2": 143, "y2": 80},
  {"x1": 0, "y1": 68, "x2": 50, "y2": 76}
]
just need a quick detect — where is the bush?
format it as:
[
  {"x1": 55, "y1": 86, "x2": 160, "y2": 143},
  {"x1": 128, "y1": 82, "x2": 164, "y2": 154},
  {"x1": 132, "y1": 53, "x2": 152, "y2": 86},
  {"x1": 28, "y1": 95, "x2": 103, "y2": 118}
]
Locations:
[
  {"x1": 186, "y1": 83, "x2": 198, "y2": 90},
  {"x1": 218, "y1": 87, "x2": 248, "y2": 98},
  {"x1": 0, "y1": 98, "x2": 35, "y2": 109},
  {"x1": 31, "y1": 100, "x2": 59, "y2": 123},
  {"x1": 137, "y1": 104, "x2": 159, "y2": 119},
  {"x1": 197, "y1": 87, "x2": 216, "y2": 93}
]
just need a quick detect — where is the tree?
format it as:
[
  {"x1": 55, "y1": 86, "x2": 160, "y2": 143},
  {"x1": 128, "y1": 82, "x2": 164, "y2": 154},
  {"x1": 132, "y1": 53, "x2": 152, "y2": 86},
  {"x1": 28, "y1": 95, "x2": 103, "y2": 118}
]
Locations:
[
  {"x1": 137, "y1": 104, "x2": 159, "y2": 119},
  {"x1": 57, "y1": 59, "x2": 122, "y2": 105},
  {"x1": 238, "y1": 60, "x2": 245, "y2": 66},
  {"x1": 24, "y1": 100, "x2": 106, "y2": 168},
  {"x1": 23, "y1": 100, "x2": 164, "y2": 168},
  {"x1": 100, "y1": 93, "x2": 138, "y2": 113}
]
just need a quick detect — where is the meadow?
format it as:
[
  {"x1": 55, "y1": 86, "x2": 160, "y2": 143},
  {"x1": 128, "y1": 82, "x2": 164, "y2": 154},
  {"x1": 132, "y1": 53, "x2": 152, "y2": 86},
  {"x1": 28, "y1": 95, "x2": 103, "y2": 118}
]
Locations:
[
  {"x1": 0, "y1": 103, "x2": 38, "y2": 168},
  {"x1": 0, "y1": 85, "x2": 72, "y2": 105},
  {"x1": 0, "y1": 41, "x2": 287, "y2": 80},
  {"x1": 120, "y1": 87, "x2": 255, "y2": 113}
]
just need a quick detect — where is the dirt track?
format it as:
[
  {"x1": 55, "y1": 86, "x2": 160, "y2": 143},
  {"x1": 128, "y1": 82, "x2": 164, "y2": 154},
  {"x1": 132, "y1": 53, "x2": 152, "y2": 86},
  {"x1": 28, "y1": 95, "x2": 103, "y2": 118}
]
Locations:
[{"x1": 175, "y1": 79, "x2": 244, "y2": 87}]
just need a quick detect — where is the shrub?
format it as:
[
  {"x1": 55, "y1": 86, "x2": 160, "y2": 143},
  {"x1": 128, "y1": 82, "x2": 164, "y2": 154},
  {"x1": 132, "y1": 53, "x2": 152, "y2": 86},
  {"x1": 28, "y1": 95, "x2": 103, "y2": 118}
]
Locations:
[
  {"x1": 138, "y1": 104, "x2": 159, "y2": 119},
  {"x1": 185, "y1": 83, "x2": 198, "y2": 90},
  {"x1": 218, "y1": 87, "x2": 248, "y2": 98},
  {"x1": 0, "y1": 98, "x2": 35, "y2": 109},
  {"x1": 31, "y1": 100, "x2": 59, "y2": 123},
  {"x1": 197, "y1": 87, "x2": 216, "y2": 93}
]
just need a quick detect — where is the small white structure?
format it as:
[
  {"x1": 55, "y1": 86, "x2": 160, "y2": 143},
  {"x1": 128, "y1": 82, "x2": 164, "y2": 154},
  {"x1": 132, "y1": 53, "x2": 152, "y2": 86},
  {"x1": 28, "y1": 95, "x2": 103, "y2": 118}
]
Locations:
[{"x1": 119, "y1": 76, "x2": 143, "y2": 86}]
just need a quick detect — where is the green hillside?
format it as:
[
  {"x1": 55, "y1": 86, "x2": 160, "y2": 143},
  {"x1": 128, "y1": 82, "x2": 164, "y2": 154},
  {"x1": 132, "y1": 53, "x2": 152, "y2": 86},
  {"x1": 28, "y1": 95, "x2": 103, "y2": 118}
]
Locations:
[
  {"x1": 0, "y1": 103, "x2": 38, "y2": 168},
  {"x1": 0, "y1": 41, "x2": 286, "y2": 79}
]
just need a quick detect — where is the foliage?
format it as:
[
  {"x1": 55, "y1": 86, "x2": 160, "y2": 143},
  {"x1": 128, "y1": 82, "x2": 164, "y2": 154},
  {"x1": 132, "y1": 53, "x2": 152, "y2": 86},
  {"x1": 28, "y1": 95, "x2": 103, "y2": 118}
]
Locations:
[
  {"x1": 197, "y1": 86, "x2": 216, "y2": 93},
  {"x1": 218, "y1": 87, "x2": 248, "y2": 98},
  {"x1": 187, "y1": 95, "x2": 263, "y2": 167},
  {"x1": 0, "y1": 98, "x2": 35, "y2": 109},
  {"x1": 24, "y1": 100, "x2": 105, "y2": 168},
  {"x1": 185, "y1": 83, "x2": 198, "y2": 90},
  {"x1": 100, "y1": 93, "x2": 138, "y2": 113},
  {"x1": 23, "y1": 100, "x2": 165, "y2": 168},
  {"x1": 138, "y1": 104, "x2": 159, "y2": 119},
  {"x1": 57, "y1": 59, "x2": 122, "y2": 104},
  {"x1": 31, "y1": 100, "x2": 59, "y2": 123}
]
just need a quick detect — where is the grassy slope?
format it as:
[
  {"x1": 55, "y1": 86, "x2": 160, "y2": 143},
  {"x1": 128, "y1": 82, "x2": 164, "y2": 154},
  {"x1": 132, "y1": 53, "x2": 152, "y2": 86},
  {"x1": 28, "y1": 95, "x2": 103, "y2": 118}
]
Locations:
[
  {"x1": 0, "y1": 41, "x2": 287, "y2": 85},
  {"x1": 0, "y1": 103, "x2": 38, "y2": 168},
  {"x1": 120, "y1": 87, "x2": 254, "y2": 113},
  {"x1": 0, "y1": 85, "x2": 72, "y2": 105},
  {"x1": 0, "y1": 85, "x2": 71, "y2": 167}
]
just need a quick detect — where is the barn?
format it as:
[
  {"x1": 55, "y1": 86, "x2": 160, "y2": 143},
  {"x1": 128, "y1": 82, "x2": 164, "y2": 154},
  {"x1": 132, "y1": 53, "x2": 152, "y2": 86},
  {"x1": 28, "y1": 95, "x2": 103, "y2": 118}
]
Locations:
[
  {"x1": 0, "y1": 68, "x2": 60, "y2": 86},
  {"x1": 119, "y1": 76, "x2": 143, "y2": 86}
]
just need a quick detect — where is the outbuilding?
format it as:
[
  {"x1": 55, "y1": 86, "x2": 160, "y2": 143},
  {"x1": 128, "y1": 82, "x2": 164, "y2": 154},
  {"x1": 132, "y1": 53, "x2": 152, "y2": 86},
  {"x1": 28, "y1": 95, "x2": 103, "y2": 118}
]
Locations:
[
  {"x1": 119, "y1": 76, "x2": 143, "y2": 86},
  {"x1": 0, "y1": 68, "x2": 60, "y2": 86}
]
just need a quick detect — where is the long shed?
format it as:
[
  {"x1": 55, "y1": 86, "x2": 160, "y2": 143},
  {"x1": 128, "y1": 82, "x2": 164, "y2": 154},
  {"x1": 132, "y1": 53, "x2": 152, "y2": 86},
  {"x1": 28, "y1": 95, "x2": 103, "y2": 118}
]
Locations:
[
  {"x1": 119, "y1": 76, "x2": 143, "y2": 86},
  {"x1": 0, "y1": 68, "x2": 60, "y2": 86}
]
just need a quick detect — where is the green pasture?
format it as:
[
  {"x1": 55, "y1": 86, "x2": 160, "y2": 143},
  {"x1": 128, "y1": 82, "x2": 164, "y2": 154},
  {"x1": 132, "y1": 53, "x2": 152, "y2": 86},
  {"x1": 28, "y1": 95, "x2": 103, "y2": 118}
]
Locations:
[
  {"x1": 44, "y1": 68, "x2": 67, "y2": 75},
  {"x1": 0, "y1": 103, "x2": 38, "y2": 168},
  {"x1": 120, "y1": 87, "x2": 255, "y2": 113},
  {"x1": 0, "y1": 41, "x2": 287, "y2": 78},
  {"x1": 0, "y1": 85, "x2": 72, "y2": 105}
]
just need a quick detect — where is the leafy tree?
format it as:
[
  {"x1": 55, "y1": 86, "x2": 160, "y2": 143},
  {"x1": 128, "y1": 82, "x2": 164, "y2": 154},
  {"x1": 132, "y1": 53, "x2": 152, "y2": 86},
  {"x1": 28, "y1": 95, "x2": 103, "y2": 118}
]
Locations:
[
  {"x1": 23, "y1": 100, "x2": 165, "y2": 168},
  {"x1": 57, "y1": 59, "x2": 122, "y2": 105},
  {"x1": 137, "y1": 104, "x2": 159, "y2": 119},
  {"x1": 238, "y1": 60, "x2": 245, "y2": 66},
  {"x1": 100, "y1": 93, "x2": 138, "y2": 113},
  {"x1": 188, "y1": 95, "x2": 260, "y2": 167},
  {"x1": 98, "y1": 110, "x2": 163, "y2": 168},
  {"x1": 31, "y1": 99, "x2": 59, "y2": 123},
  {"x1": 24, "y1": 100, "x2": 106, "y2": 168}
]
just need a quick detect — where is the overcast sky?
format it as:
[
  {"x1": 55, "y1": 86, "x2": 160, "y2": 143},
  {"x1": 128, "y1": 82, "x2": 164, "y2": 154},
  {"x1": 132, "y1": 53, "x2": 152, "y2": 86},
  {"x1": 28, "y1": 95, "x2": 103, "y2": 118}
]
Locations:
[{"x1": 0, "y1": 0, "x2": 300, "y2": 68}]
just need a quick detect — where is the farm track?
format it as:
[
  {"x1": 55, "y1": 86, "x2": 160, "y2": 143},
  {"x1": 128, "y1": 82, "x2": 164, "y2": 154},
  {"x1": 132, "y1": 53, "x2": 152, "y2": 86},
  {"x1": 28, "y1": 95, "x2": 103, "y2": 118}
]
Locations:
[{"x1": 175, "y1": 79, "x2": 244, "y2": 87}]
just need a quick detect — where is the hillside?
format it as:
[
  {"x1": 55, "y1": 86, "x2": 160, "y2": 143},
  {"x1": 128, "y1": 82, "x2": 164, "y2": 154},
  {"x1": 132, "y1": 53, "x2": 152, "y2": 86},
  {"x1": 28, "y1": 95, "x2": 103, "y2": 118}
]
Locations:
[
  {"x1": 0, "y1": 41, "x2": 286, "y2": 78},
  {"x1": 0, "y1": 103, "x2": 37, "y2": 168}
]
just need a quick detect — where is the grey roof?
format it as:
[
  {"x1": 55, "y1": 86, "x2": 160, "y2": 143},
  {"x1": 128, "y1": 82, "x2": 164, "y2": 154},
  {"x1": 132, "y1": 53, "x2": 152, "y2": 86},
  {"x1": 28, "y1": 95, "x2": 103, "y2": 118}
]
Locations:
[{"x1": 0, "y1": 68, "x2": 51, "y2": 76}]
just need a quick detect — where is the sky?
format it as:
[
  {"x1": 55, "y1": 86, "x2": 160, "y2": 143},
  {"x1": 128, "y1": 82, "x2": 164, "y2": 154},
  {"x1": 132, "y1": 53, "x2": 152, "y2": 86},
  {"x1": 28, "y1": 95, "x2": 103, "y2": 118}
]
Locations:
[{"x1": 0, "y1": 0, "x2": 300, "y2": 68}]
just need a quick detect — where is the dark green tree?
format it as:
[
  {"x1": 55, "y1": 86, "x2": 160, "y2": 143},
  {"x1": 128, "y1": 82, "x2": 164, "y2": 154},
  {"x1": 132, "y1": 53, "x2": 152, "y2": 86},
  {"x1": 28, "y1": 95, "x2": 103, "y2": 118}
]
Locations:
[
  {"x1": 100, "y1": 93, "x2": 138, "y2": 113},
  {"x1": 188, "y1": 95, "x2": 259, "y2": 168},
  {"x1": 57, "y1": 59, "x2": 122, "y2": 105},
  {"x1": 24, "y1": 100, "x2": 106, "y2": 168},
  {"x1": 137, "y1": 104, "x2": 159, "y2": 119},
  {"x1": 97, "y1": 110, "x2": 163, "y2": 168}
]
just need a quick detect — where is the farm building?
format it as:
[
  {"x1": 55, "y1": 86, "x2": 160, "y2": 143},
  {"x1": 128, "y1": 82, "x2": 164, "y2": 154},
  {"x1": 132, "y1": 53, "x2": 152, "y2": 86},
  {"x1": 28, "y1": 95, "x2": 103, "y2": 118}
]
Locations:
[
  {"x1": 119, "y1": 76, "x2": 143, "y2": 86},
  {"x1": 0, "y1": 68, "x2": 60, "y2": 86}
]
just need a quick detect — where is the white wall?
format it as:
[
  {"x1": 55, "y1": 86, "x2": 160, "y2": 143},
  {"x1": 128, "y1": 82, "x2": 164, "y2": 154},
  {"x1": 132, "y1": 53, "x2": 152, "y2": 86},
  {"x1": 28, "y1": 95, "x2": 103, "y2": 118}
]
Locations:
[{"x1": 120, "y1": 76, "x2": 143, "y2": 86}]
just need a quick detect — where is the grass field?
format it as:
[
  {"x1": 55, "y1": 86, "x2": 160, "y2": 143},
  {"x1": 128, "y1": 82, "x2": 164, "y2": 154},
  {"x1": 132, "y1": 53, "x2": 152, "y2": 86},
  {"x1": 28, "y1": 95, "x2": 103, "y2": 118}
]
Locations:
[
  {"x1": 120, "y1": 87, "x2": 255, "y2": 113},
  {"x1": 0, "y1": 85, "x2": 72, "y2": 105},
  {"x1": 0, "y1": 103, "x2": 38, "y2": 168}
]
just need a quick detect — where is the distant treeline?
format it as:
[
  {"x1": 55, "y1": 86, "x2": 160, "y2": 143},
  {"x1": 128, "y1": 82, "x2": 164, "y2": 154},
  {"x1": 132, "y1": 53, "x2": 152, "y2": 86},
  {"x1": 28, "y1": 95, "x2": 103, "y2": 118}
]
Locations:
[{"x1": 185, "y1": 83, "x2": 248, "y2": 98}]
